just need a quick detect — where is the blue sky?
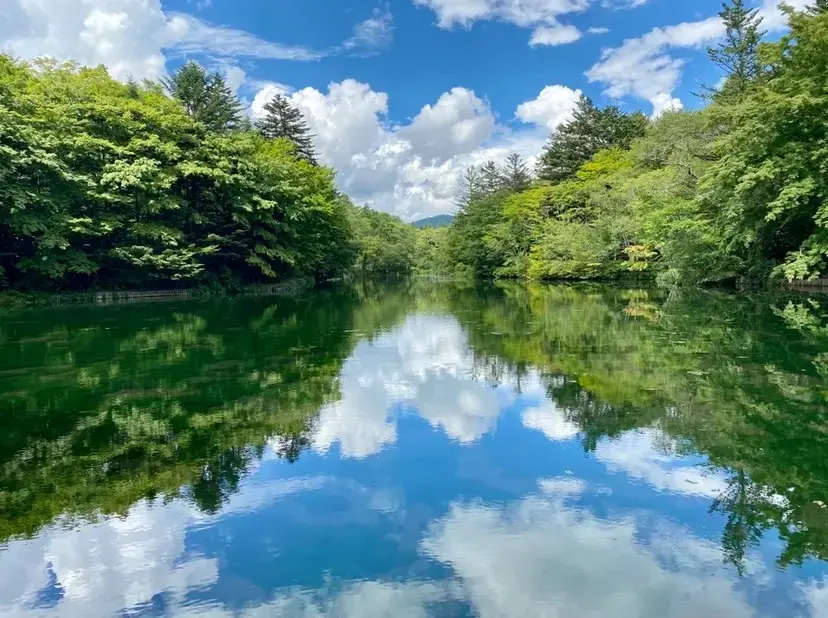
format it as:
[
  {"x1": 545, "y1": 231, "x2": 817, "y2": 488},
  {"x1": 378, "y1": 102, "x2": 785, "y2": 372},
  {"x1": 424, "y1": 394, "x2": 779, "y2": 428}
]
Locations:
[{"x1": 0, "y1": 0, "x2": 808, "y2": 220}]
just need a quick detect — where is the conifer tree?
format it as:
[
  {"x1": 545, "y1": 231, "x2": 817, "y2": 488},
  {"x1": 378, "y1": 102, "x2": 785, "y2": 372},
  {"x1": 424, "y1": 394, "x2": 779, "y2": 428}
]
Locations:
[
  {"x1": 256, "y1": 93, "x2": 318, "y2": 164},
  {"x1": 809, "y1": 0, "x2": 828, "y2": 13},
  {"x1": 455, "y1": 166, "x2": 483, "y2": 208},
  {"x1": 162, "y1": 61, "x2": 242, "y2": 132},
  {"x1": 503, "y1": 153, "x2": 532, "y2": 192},
  {"x1": 707, "y1": 0, "x2": 766, "y2": 98},
  {"x1": 480, "y1": 160, "x2": 506, "y2": 195},
  {"x1": 536, "y1": 95, "x2": 648, "y2": 182}
]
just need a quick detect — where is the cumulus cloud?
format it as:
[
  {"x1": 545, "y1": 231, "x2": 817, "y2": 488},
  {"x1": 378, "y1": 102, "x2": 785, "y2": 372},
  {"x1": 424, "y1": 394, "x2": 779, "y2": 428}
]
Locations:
[
  {"x1": 259, "y1": 79, "x2": 548, "y2": 220},
  {"x1": 594, "y1": 428, "x2": 726, "y2": 498},
  {"x1": 0, "y1": 0, "x2": 172, "y2": 80},
  {"x1": 413, "y1": 0, "x2": 588, "y2": 47},
  {"x1": 0, "y1": 0, "x2": 378, "y2": 82},
  {"x1": 515, "y1": 84, "x2": 582, "y2": 131},
  {"x1": 422, "y1": 491, "x2": 757, "y2": 618},
  {"x1": 400, "y1": 88, "x2": 496, "y2": 163},
  {"x1": 586, "y1": 0, "x2": 813, "y2": 115},
  {"x1": 311, "y1": 315, "x2": 510, "y2": 458}
]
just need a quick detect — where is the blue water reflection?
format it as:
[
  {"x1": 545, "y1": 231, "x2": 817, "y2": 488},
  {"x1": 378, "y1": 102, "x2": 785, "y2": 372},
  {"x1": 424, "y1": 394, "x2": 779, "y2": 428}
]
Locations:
[{"x1": 2, "y1": 310, "x2": 827, "y2": 617}]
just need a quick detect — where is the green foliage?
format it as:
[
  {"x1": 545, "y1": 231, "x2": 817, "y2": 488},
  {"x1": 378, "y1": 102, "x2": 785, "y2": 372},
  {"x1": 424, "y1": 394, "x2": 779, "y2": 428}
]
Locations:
[
  {"x1": 348, "y1": 204, "x2": 416, "y2": 275},
  {"x1": 414, "y1": 226, "x2": 452, "y2": 274},
  {"x1": 536, "y1": 95, "x2": 649, "y2": 183},
  {"x1": 413, "y1": 7, "x2": 828, "y2": 287},
  {"x1": 708, "y1": 0, "x2": 766, "y2": 100},
  {"x1": 0, "y1": 55, "x2": 358, "y2": 290},
  {"x1": 701, "y1": 8, "x2": 828, "y2": 282},
  {"x1": 255, "y1": 93, "x2": 318, "y2": 165}
]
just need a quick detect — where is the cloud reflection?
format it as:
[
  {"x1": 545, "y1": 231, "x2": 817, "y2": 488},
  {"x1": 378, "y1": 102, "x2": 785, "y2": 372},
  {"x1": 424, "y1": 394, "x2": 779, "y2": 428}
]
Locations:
[{"x1": 312, "y1": 315, "x2": 505, "y2": 458}]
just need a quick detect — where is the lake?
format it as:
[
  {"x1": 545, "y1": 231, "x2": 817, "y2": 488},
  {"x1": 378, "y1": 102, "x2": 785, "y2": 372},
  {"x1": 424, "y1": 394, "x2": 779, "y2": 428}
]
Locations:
[{"x1": 1, "y1": 281, "x2": 828, "y2": 617}]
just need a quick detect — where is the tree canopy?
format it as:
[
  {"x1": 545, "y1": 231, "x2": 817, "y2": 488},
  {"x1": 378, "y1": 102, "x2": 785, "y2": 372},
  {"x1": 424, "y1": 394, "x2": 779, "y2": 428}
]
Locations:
[{"x1": 416, "y1": 4, "x2": 828, "y2": 288}]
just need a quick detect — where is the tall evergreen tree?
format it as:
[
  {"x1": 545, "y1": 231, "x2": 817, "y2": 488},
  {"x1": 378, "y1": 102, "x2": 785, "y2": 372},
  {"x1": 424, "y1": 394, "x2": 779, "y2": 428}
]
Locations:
[
  {"x1": 162, "y1": 61, "x2": 242, "y2": 132},
  {"x1": 503, "y1": 153, "x2": 532, "y2": 192},
  {"x1": 707, "y1": 0, "x2": 766, "y2": 98},
  {"x1": 536, "y1": 95, "x2": 648, "y2": 183},
  {"x1": 256, "y1": 94, "x2": 318, "y2": 164},
  {"x1": 480, "y1": 160, "x2": 506, "y2": 195},
  {"x1": 455, "y1": 166, "x2": 483, "y2": 208},
  {"x1": 809, "y1": 0, "x2": 828, "y2": 12}
]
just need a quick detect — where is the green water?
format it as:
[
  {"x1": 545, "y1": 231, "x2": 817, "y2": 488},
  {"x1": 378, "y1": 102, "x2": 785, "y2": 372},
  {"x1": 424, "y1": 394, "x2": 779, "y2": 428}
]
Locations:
[{"x1": 1, "y1": 281, "x2": 828, "y2": 617}]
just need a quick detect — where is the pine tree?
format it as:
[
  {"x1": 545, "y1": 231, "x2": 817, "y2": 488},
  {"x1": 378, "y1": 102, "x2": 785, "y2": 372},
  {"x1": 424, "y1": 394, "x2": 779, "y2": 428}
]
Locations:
[
  {"x1": 536, "y1": 95, "x2": 648, "y2": 183},
  {"x1": 503, "y1": 153, "x2": 532, "y2": 192},
  {"x1": 162, "y1": 61, "x2": 242, "y2": 132},
  {"x1": 256, "y1": 94, "x2": 318, "y2": 164},
  {"x1": 455, "y1": 166, "x2": 483, "y2": 208},
  {"x1": 480, "y1": 160, "x2": 506, "y2": 195},
  {"x1": 707, "y1": 0, "x2": 766, "y2": 98},
  {"x1": 809, "y1": 0, "x2": 828, "y2": 12}
]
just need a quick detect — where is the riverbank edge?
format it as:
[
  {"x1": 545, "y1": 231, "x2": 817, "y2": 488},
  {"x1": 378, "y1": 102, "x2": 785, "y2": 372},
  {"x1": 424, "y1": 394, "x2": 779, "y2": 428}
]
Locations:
[{"x1": 0, "y1": 277, "x2": 316, "y2": 311}]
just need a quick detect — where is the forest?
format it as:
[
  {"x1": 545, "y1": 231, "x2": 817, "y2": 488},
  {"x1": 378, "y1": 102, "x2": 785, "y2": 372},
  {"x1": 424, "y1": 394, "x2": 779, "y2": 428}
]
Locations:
[
  {"x1": 0, "y1": 54, "x2": 413, "y2": 291},
  {"x1": 423, "y1": 2, "x2": 828, "y2": 287},
  {"x1": 1, "y1": 1, "x2": 828, "y2": 291}
]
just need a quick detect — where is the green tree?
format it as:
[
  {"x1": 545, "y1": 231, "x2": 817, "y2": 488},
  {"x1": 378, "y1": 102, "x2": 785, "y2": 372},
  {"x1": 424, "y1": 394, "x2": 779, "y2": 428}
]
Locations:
[
  {"x1": 810, "y1": 0, "x2": 828, "y2": 13},
  {"x1": 162, "y1": 61, "x2": 242, "y2": 132},
  {"x1": 256, "y1": 93, "x2": 318, "y2": 164},
  {"x1": 536, "y1": 95, "x2": 648, "y2": 182},
  {"x1": 701, "y1": 7, "x2": 828, "y2": 281},
  {"x1": 707, "y1": 0, "x2": 766, "y2": 99},
  {"x1": 455, "y1": 166, "x2": 483, "y2": 208},
  {"x1": 480, "y1": 160, "x2": 506, "y2": 195},
  {"x1": 503, "y1": 153, "x2": 532, "y2": 192},
  {"x1": 348, "y1": 205, "x2": 416, "y2": 275}
]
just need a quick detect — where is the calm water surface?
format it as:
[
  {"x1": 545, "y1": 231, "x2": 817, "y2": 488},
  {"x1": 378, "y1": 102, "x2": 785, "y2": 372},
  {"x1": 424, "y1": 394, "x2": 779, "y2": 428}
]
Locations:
[{"x1": 2, "y1": 282, "x2": 828, "y2": 617}]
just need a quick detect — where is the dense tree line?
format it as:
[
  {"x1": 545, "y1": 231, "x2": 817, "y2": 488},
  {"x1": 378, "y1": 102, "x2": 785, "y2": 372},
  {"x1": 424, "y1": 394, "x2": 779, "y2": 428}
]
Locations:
[
  {"x1": 0, "y1": 56, "x2": 417, "y2": 291},
  {"x1": 431, "y1": 2, "x2": 828, "y2": 286}
]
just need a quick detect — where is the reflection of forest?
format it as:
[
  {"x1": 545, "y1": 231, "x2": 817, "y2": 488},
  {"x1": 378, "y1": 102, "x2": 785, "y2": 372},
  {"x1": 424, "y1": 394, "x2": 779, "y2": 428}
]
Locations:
[
  {"x1": 1, "y1": 281, "x2": 828, "y2": 573},
  {"x1": 0, "y1": 283, "x2": 416, "y2": 541},
  {"x1": 440, "y1": 283, "x2": 828, "y2": 571}
]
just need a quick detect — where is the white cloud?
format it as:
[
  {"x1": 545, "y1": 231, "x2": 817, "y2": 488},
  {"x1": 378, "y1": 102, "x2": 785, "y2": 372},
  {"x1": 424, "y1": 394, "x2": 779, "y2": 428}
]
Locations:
[
  {"x1": 650, "y1": 92, "x2": 684, "y2": 118},
  {"x1": 586, "y1": 0, "x2": 813, "y2": 115},
  {"x1": 586, "y1": 26, "x2": 610, "y2": 35},
  {"x1": 585, "y1": 16, "x2": 723, "y2": 116},
  {"x1": 1, "y1": 0, "x2": 171, "y2": 81},
  {"x1": 529, "y1": 23, "x2": 583, "y2": 47},
  {"x1": 1, "y1": 0, "x2": 378, "y2": 82},
  {"x1": 400, "y1": 87, "x2": 496, "y2": 162},
  {"x1": 595, "y1": 428, "x2": 726, "y2": 498},
  {"x1": 311, "y1": 315, "x2": 511, "y2": 457},
  {"x1": 522, "y1": 401, "x2": 580, "y2": 441},
  {"x1": 413, "y1": 0, "x2": 588, "y2": 47},
  {"x1": 165, "y1": 12, "x2": 321, "y2": 63},
  {"x1": 515, "y1": 84, "x2": 582, "y2": 131},
  {"x1": 602, "y1": 0, "x2": 650, "y2": 8},
  {"x1": 422, "y1": 492, "x2": 757, "y2": 618},
  {"x1": 343, "y1": 8, "x2": 394, "y2": 56},
  {"x1": 268, "y1": 79, "x2": 547, "y2": 220}
]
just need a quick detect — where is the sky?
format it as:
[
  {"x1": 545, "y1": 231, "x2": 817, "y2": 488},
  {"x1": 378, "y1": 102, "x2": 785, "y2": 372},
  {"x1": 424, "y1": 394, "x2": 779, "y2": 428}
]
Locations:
[{"x1": 0, "y1": 0, "x2": 811, "y2": 221}]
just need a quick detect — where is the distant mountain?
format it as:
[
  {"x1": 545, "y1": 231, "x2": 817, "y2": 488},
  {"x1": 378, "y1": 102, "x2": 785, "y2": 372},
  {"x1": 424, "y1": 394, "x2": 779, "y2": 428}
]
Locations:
[{"x1": 413, "y1": 214, "x2": 454, "y2": 229}]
